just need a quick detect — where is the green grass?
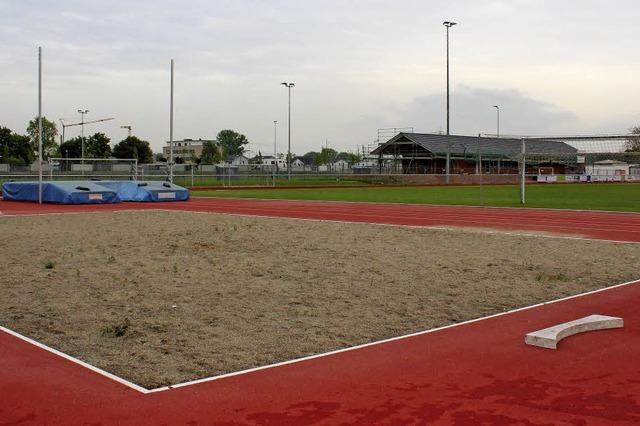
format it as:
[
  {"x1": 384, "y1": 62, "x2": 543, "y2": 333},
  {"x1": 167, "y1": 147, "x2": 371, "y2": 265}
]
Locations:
[
  {"x1": 173, "y1": 175, "x2": 399, "y2": 188},
  {"x1": 195, "y1": 183, "x2": 640, "y2": 212}
]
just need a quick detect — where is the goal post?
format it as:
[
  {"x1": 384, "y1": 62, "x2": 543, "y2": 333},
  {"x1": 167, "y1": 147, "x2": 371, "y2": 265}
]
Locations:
[{"x1": 47, "y1": 158, "x2": 139, "y2": 181}]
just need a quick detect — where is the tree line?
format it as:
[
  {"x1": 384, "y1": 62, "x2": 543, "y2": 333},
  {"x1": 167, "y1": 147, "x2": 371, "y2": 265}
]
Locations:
[{"x1": 1, "y1": 116, "x2": 153, "y2": 165}]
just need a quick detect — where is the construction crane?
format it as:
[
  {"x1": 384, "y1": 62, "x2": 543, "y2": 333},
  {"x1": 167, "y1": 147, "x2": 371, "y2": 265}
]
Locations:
[
  {"x1": 59, "y1": 117, "x2": 115, "y2": 144},
  {"x1": 120, "y1": 125, "x2": 132, "y2": 137}
]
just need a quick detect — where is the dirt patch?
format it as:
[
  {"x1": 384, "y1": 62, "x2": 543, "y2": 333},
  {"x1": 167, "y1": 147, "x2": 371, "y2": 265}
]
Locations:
[{"x1": 1, "y1": 210, "x2": 639, "y2": 388}]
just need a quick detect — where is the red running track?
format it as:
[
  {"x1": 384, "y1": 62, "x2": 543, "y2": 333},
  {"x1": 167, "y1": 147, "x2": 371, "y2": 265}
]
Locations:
[
  {"x1": 2, "y1": 197, "x2": 640, "y2": 242},
  {"x1": 1, "y1": 198, "x2": 640, "y2": 425}
]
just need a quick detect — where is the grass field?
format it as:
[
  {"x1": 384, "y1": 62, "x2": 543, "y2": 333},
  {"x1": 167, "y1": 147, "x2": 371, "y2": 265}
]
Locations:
[{"x1": 195, "y1": 183, "x2": 640, "y2": 212}]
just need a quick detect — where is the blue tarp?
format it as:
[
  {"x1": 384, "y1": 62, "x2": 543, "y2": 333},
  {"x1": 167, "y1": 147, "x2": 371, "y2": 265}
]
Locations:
[
  {"x1": 2, "y1": 181, "x2": 120, "y2": 204},
  {"x1": 138, "y1": 181, "x2": 190, "y2": 202},
  {"x1": 1, "y1": 180, "x2": 189, "y2": 204}
]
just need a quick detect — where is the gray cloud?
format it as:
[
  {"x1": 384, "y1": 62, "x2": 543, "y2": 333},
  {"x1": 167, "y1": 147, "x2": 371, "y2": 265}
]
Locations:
[
  {"x1": 404, "y1": 86, "x2": 578, "y2": 136},
  {"x1": 1, "y1": 0, "x2": 638, "y2": 155}
]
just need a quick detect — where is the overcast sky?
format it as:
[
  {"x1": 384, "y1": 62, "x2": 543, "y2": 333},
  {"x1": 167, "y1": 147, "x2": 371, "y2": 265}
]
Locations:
[{"x1": 1, "y1": 0, "x2": 638, "y2": 155}]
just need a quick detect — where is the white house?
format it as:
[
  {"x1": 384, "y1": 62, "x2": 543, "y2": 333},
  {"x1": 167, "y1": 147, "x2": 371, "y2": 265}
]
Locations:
[
  {"x1": 290, "y1": 158, "x2": 305, "y2": 170},
  {"x1": 261, "y1": 155, "x2": 287, "y2": 168},
  {"x1": 227, "y1": 155, "x2": 249, "y2": 166},
  {"x1": 331, "y1": 159, "x2": 351, "y2": 172},
  {"x1": 585, "y1": 160, "x2": 639, "y2": 182}
]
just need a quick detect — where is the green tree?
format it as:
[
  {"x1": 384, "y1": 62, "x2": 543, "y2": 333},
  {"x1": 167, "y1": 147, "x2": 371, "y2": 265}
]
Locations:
[
  {"x1": 26, "y1": 116, "x2": 59, "y2": 159},
  {"x1": 85, "y1": 132, "x2": 112, "y2": 158},
  {"x1": 626, "y1": 126, "x2": 640, "y2": 152},
  {"x1": 60, "y1": 133, "x2": 112, "y2": 159},
  {"x1": 302, "y1": 151, "x2": 319, "y2": 165},
  {"x1": 216, "y1": 129, "x2": 249, "y2": 157},
  {"x1": 112, "y1": 136, "x2": 153, "y2": 163},
  {"x1": 200, "y1": 140, "x2": 224, "y2": 164},
  {"x1": 337, "y1": 152, "x2": 361, "y2": 164},
  {"x1": 59, "y1": 137, "x2": 83, "y2": 158},
  {"x1": 315, "y1": 147, "x2": 337, "y2": 165},
  {"x1": 0, "y1": 126, "x2": 34, "y2": 165}
]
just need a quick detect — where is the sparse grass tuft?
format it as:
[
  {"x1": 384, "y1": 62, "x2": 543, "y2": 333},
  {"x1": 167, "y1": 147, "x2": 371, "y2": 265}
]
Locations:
[
  {"x1": 535, "y1": 272, "x2": 571, "y2": 283},
  {"x1": 101, "y1": 318, "x2": 131, "y2": 338},
  {"x1": 44, "y1": 261, "x2": 55, "y2": 269}
]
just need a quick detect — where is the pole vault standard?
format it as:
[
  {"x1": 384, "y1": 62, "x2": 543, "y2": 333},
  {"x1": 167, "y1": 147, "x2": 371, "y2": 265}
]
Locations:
[
  {"x1": 169, "y1": 59, "x2": 174, "y2": 184},
  {"x1": 38, "y1": 46, "x2": 43, "y2": 204}
]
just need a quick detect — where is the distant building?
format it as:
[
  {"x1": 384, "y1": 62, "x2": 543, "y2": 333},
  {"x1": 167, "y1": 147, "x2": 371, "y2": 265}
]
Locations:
[
  {"x1": 332, "y1": 159, "x2": 351, "y2": 172},
  {"x1": 290, "y1": 157, "x2": 305, "y2": 169},
  {"x1": 227, "y1": 155, "x2": 250, "y2": 166},
  {"x1": 261, "y1": 155, "x2": 286, "y2": 168},
  {"x1": 163, "y1": 139, "x2": 210, "y2": 163},
  {"x1": 371, "y1": 133, "x2": 578, "y2": 174},
  {"x1": 586, "y1": 160, "x2": 639, "y2": 181}
]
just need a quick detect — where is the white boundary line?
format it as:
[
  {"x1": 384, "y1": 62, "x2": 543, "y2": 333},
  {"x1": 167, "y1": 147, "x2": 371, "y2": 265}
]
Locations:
[
  {"x1": 0, "y1": 325, "x2": 147, "y2": 393},
  {"x1": 190, "y1": 194, "x2": 640, "y2": 216},
  {"x1": 1, "y1": 276, "x2": 639, "y2": 394}
]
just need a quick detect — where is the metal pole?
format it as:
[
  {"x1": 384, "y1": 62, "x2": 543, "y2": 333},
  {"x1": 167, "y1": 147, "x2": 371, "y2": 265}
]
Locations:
[
  {"x1": 446, "y1": 25, "x2": 450, "y2": 136},
  {"x1": 520, "y1": 138, "x2": 526, "y2": 204},
  {"x1": 497, "y1": 107, "x2": 500, "y2": 138},
  {"x1": 169, "y1": 59, "x2": 174, "y2": 183},
  {"x1": 273, "y1": 120, "x2": 277, "y2": 186},
  {"x1": 38, "y1": 46, "x2": 42, "y2": 204},
  {"x1": 287, "y1": 86, "x2": 291, "y2": 180},
  {"x1": 445, "y1": 145, "x2": 450, "y2": 184}
]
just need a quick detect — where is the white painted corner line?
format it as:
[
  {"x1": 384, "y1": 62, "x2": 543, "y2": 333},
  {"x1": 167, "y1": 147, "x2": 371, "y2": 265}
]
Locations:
[
  {"x1": 1, "y1": 277, "x2": 638, "y2": 395},
  {"x1": 0, "y1": 325, "x2": 147, "y2": 393}
]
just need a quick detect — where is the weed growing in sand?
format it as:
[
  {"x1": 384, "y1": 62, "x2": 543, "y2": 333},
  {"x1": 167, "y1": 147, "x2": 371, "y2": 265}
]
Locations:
[
  {"x1": 535, "y1": 272, "x2": 571, "y2": 283},
  {"x1": 44, "y1": 261, "x2": 55, "y2": 269},
  {"x1": 101, "y1": 318, "x2": 131, "y2": 338}
]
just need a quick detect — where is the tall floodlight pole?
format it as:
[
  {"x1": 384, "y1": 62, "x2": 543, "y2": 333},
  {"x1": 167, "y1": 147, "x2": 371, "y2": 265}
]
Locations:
[
  {"x1": 38, "y1": 47, "x2": 43, "y2": 204},
  {"x1": 281, "y1": 82, "x2": 294, "y2": 179},
  {"x1": 493, "y1": 105, "x2": 500, "y2": 138},
  {"x1": 169, "y1": 59, "x2": 174, "y2": 183},
  {"x1": 443, "y1": 21, "x2": 457, "y2": 136}
]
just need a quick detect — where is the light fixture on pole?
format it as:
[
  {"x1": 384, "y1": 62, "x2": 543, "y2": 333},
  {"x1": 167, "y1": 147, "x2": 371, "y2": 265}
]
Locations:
[
  {"x1": 443, "y1": 21, "x2": 457, "y2": 136},
  {"x1": 493, "y1": 105, "x2": 500, "y2": 138},
  {"x1": 281, "y1": 82, "x2": 295, "y2": 179}
]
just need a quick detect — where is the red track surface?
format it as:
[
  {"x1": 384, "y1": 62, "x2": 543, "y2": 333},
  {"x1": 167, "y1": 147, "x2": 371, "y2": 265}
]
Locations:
[
  {"x1": 1, "y1": 198, "x2": 640, "y2": 425},
  {"x1": 2, "y1": 197, "x2": 640, "y2": 242}
]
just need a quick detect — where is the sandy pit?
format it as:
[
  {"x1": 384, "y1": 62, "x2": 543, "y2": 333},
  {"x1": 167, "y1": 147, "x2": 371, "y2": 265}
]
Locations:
[{"x1": 1, "y1": 210, "x2": 639, "y2": 388}]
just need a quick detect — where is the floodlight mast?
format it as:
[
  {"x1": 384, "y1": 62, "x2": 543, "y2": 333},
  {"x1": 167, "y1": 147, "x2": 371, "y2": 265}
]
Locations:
[
  {"x1": 443, "y1": 21, "x2": 457, "y2": 136},
  {"x1": 493, "y1": 105, "x2": 500, "y2": 138},
  {"x1": 169, "y1": 59, "x2": 174, "y2": 183},
  {"x1": 281, "y1": 82, "x2": 295, "y2": 179},
  {"x1": 38, "y1": 47, "x2": 42, "y2": 204},
  {"x1": 121, "y1": 125, "x2": 132, "y2": 137}
]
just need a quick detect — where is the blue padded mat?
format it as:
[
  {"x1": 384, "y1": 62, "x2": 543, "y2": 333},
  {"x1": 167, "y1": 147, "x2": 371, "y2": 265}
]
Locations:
[
  {"x1": 2, "y1": 181, "x2": 120, "y2": 204},
  {"x1": 1, "y1": 180, "x2": 189, "y2": 204}
]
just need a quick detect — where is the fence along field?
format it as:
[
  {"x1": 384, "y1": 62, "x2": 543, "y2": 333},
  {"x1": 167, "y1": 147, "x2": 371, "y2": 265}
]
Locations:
[{"x1": 1, "y1": 134, "x2": 639, "y2": 206}]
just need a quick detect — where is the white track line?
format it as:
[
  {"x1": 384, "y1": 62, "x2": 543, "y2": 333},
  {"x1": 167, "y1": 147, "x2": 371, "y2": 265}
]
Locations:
[
  {"x1": 0, "y1": 325, "x2": 147, "y2": 393},
  {"x1": 190, "y1": 194, "x2": 640, "y2": 216},
  {"x1": 1, "y1": 276, "x2": 638, "y2": 394}
]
